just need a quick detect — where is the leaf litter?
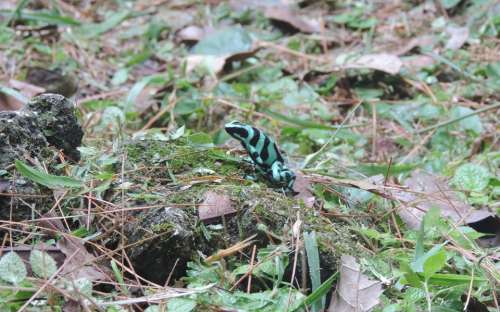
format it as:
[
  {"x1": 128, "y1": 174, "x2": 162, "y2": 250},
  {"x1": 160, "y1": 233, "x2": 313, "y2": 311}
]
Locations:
[{"x1": 0, "y1": 0, "x2": 499, "y2": 310}]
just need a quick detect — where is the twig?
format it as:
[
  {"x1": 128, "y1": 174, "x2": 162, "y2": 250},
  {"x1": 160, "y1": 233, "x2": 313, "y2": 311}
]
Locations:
[
  {"x1": 303, "y1": 99, "x2": 363, "y2": 169},
  {"x1": 463, "y1": 266, "x2": 474, "y2": 311},
  {"x1": 246, "y1": 245, "x2": 257, "y2": 293},
  {"x1": 416, "y1": 102, "x2": 500, "y2": 134}
]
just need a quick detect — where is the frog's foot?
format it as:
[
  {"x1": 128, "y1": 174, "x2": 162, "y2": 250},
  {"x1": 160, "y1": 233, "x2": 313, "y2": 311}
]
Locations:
[
  {"x1": 285, "y1": 187, "x2": 299, "y2": 196},
  {"x1": 244, "y1": 174, "x2": 258, "y2": 181}
]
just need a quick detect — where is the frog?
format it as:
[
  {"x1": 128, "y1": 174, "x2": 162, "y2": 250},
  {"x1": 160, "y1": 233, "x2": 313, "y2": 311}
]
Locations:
[{"x1": 224, "y1": 121, "x2": 296, "y2": 195}]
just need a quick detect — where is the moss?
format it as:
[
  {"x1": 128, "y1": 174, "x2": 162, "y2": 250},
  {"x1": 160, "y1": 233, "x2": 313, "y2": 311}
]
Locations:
[{"x1": 150, "y1": 222, "x2": 175, "y2": 234}]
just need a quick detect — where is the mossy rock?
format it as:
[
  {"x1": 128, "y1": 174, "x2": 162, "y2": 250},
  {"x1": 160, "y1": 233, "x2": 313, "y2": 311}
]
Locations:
[{"x1": 118, "y1": 139, "x2": 366, "y2": 284}]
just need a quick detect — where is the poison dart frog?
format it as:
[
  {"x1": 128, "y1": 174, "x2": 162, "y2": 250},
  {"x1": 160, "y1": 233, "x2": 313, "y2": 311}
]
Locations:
[{"x1": 225, "y1": 121, "x2": 297, "y2": 195}]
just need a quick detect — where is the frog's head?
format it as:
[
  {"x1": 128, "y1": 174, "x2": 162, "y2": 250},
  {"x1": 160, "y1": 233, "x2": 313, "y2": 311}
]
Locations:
[{"x1": 225, "y1": 121, "x2": 250, "y2": 142}]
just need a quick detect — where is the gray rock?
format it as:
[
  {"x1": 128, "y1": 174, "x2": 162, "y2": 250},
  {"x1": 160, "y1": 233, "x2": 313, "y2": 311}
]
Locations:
[
  {"x1": 0, "y1": 93, "x2": 83, "y2": 221},
  {"x1": 23, "y1": 94, "x2": 83, "y2": 161}
]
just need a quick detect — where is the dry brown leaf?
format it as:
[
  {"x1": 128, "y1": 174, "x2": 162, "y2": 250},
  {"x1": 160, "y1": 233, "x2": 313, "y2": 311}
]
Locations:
[
  {"x1": 402, "y1": 55, "x2": 436, "y2": 71},
  {"x1": 57, "y1": 235, "x2": 108, "y2": 282},
  {"x1": 445, "y1": 26, "x2": 469, "y2": 50},
  {"x1": 0, "y1": 93, "x2": 23, "y2": 111},
  {"x1": 133, "y1": 85, "x2": 160, "y2": 114},
  {"x1": 390, "y1": 170, "x2": 493, "y2": 229},
  {"x1": 392, "y1": 35, "x2": 436, "y2": 56},
  {"x1": 9, "y1": 79, "x2": 46, "y2": 98},
  {"x1": 265, "y1": 6, "x2": 321, "y2": 34},
  {"x1": 198, "y1": 190, "x2": 237, "y2": 223},
  {"x1": 293, "y1": 172, "x2": 315, "y2": 208},
  {"x1": 328, "y1": 255, "x2": 383, "y2": 312},
  {"x1": 343, "y1": 53, "x2": 402, "y2": 75},
  {"x1": 0, "y1": 79, "x2": 46, "y2": 111},
  {"x1": 39, "y1": 213, "x2": 108, "y2": 282}
]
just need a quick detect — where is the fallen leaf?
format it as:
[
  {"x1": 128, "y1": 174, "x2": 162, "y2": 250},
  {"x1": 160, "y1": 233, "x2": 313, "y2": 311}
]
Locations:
[
  {"x1": 445, "y1": 26, "x2": 469, "y2": 50},
  {"x1": 0, "y1": 93, "x2": 23, "y2": 111},
  {"x1": 229, "y1": 0, "x2": 286, "y2": 11},
  {"x1": 392, "y1": 35, "x2": 436, "y2": 56},
  {"x1": 293, "y1": 172, "x2": 315, "y2": 208},
  {"x1": 198, "y1": 190, "x2": 237, "y2": 223},
  {"x1": 9, "y1": 80, "x2": 46, "y2": 98},
  {"x1": 343, "y1": 53, "x2": 402, "y2": 75},
  {"x1": 191, "y1": 26, "x2": 254, "y2": 56},
  {"x1": 186, "y1": 27, "x2": 259, "y2": 75},
  {"x1": 185, "y1": 55, "x2": 227, "y2": 76},
  {"x1": 57, "y1": 235, "x2": 109, "y2": 282},
  {"x1": 0, "y1": 80, "x2": 41, "y2": 111},
  {"x1": 402, "y1": 55, "x2": 436, "y2": 71},
  {"x1": 390, "y1": 170, "x2": 493, "y2": 229},
  {"x1": 39, "y1": 213, "x2": 108, "y2": 282},
  {"x1": 265, "y1": 5, "x2": 321, "y2": 34},
  {"x1": 176, "y1": 25, "x2": 211, "y2": 43},
  {"x1": 328, "y1": 255, "x2": 383, "y2": 312}
]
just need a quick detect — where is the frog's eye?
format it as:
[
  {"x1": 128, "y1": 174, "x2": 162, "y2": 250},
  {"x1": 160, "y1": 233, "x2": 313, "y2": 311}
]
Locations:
[{"x1": 226, "y1": 126, "x2": 248, "y2": 139}]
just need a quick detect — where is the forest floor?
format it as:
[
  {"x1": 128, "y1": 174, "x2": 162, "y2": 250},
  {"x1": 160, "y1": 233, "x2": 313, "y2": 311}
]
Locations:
[{"x1": 0, "y1": 0, "x2": 499, "y2": 311}]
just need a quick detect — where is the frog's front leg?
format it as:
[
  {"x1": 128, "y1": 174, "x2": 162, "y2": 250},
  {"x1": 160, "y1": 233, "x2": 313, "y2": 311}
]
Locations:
[{"x1": 270, "y1": 162, "x2": 284, "y2": 184}]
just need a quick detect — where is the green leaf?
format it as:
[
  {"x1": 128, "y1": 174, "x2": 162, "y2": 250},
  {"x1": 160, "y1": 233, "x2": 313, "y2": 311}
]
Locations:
[
  {"x1": 174, "y1": 98, "x2": 200, "y2": 115},
  {"x1": 399, "y1": 261, "x2": 422, "y2": 288},
  {"x1": 425, "y1": 273, "x2": 487, "y2": 287},
  {"x1": 63, "y1": 278, "x2": 93, "y2": 297},
  {"x1": 356, "y1": 163, "x2": 416, "y2": 176},
  {"x1": 441, "y1": 0, "x2": 461, "y2": 9},
  {"x1": 415, "y1": 207, "x2": 440, "y2": 259},
  {"x1": 411, "y1": 244, "x2": 447, "y2": 279},
  {"x1": 144, "y1": 306, "x2": 160, "y2": 312},
  {"x1": 79, "y1": 10, "x2": 129, "y2": 38},
  {"x1": 21, "y1": 10, "x2": 81, "y2": 26},
  {"x1": 290, "y1": 272, "x2": 339, "y2": 312},
  {"x1": 30, "y1": 250, "x2": 57, "y2": 278},
  {"x1": 304, "y1": 231, "x2": 323, "y2": 312},
  {"x1": 187, "y1": 133, "x2": 214, "y2": 147},
  {"x1": 192, "y1": 27, "x2": 253, "y2": 56},
  {"x1": 125, "y1": 74, "x2": 167, "y2": 111},
  {"x1": 111, "y1": 68, "x2": 129, "y2": 86},
  {"x1": 111, "y1": 260, "x2": 129, "y2": 296},
  {"x1": 0, "y1": 85, "x2": 29, "y2": 104},
  {"x1": 450, "y1": 106, "x2": 483, "y2": 134},
  {"x1": 166, "y1": 298, "x2": 197, "y2": 312},
  {"x1": 452, "y1": 163, "x2": 490, "y2": 192},
  {"x1": 15, "y1": 160, "x2": 83, "y2": 189},
  {"x1": 0, "y1": 252, "x2": 27, "y2": 285}
]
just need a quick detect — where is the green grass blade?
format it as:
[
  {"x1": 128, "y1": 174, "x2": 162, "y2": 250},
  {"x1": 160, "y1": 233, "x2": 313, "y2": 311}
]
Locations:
[
  {"x1": 291, "y1": 272, "x2": 339, "y2": 312},
  {"x1": 0, "y1": 85, "x2": 29, "y2": 105},
  {"x1": 19, "y1": 10, "x2": 81, "y2": 26},
  {"x1": 304, "y1": 231, "x2": 323, "y2": 312},
  {"x1": 15, "y1": 160, "x2": 83, "y2": 189},
  {"x1": 423, "y1": 273, "x2": 488, "y2": 287},
  {"x1": 78, "y1": 10, "x2": 129, "y2": 38},
  {"x1": 111, "y1": 259, "x2": 129, "y2": 296}
]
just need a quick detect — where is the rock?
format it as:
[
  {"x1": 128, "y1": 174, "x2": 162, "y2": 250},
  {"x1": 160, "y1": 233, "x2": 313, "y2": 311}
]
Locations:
[
  {"x1": 0, "y1": 111, "x2": 48, "y2": 169},
  {"x1": 24, "y1": 94, "x2": 83, "y2": 161},
  {"x1": 125, "y1": 207, "x2": 196, "y2": 283},
  {"x1": 0, "y1": 93, "x2": 83, "y2": 221}
]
